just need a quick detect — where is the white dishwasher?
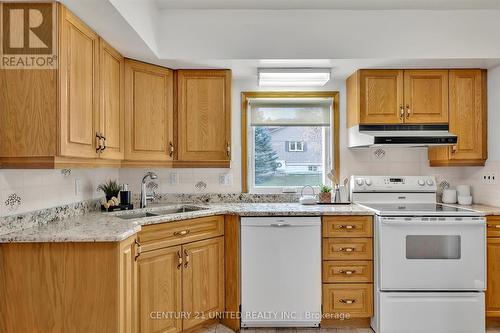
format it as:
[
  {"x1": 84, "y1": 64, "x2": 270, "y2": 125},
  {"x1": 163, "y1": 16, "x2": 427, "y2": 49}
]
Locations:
[{"x1": 241, "y1": 216, "x2": 321, "y2": 327}]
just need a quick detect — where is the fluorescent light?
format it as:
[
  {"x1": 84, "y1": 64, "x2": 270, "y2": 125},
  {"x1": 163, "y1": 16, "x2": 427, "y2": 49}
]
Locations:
[{"x1": 258, "y1": 68, "x2": 331, "y2": 87}]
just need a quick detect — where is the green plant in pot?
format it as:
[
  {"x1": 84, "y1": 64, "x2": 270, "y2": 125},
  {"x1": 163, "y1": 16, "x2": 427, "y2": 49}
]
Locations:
[
  {"x1": 319, "y1": 184, "x2": 332, "y2": 203},
  {"x1": 97, "y1": 180, "x2": 121, "y2": 202}
]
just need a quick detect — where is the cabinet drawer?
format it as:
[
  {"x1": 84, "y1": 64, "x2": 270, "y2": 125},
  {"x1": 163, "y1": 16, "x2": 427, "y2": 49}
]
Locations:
[
  {"x1": 323, "y1": 261, "x2": 373, "y2": 283},
  {"x1": 138, "y1": 215, "x2": 224, "y2": 252},
  {"x1": 323, "y1": 284, "x2": 373, "y2": 318},
  {"x1": 487, "y1": 216, "x2": 500, "y2": 238},
  {"x1": 323, "y1": 238, "x2": 373, "y2": 260},
  {"x1": 323, "y1": 216, "x2": 373, "y2": 238}
]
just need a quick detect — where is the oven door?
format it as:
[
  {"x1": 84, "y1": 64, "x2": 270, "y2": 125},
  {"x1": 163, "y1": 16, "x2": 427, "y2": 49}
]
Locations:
[{"x1": 378, "y1": 216, "x2": 486, "y2": 290}]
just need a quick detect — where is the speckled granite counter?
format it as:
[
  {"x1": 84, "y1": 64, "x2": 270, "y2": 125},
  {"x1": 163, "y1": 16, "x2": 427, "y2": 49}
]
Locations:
[
  {"x1": 448, "y1": 204, "x2": 500, "y2": 216},
  {"x1": 0, "y1": 203, "x2": 373, "y2": 243}
]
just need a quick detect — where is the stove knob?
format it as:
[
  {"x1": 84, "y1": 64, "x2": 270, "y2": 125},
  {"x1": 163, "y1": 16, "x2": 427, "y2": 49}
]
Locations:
[
  {"x1": 365, "y1": 179, "x2": 372, "y2": 186},
  {"x1": 426, "y1": 179, "x2": 434, "y2": 186},
  {"x1": 418, "y1": 179, "x2": 425, "y2": 186},
  {"x1": 356, "y1": 178, "x2": 365, "y2": 186}
]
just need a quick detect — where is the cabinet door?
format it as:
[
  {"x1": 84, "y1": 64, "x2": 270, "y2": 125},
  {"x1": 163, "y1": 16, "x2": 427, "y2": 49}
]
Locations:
[
  {"x1": 124, "y1": 59, "x2": 174, "y2": 162},
  {"x1": 119, "y1": 237, "x2": 137, "y2": 333},
  {"x1": 359, "y1": 70, "x2": 403, "y2": 124},
  {"x1": 449, "y1": 69, "x2": 487, "y2": 162},
  {"x1": 177, "y1": 70, "x2": 231, "y2": 164},
  {"x1": 428, "y1": 69, "x2": 487, "y2": 166},
  {"x1": 487, "y1": 238, "x2": 500, "y2": 317},
  {"x1": 137, "y1": 246, "x2": 182, "y2": 333},
  {"x1": 99, "y1": 38, "x2": 124, "y2": 160},
  {"x1": 403, "y1": 70, "x2": 448, "y2": 124},
  {"x1": 182, "y1": 237, "x2": 225, "y2": 330},
  {"x1": 59, "y1": 6, "x2": 99, "y2": 158}
]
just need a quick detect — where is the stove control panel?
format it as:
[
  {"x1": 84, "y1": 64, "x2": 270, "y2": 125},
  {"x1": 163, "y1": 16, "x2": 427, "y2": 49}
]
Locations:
[{"x1": 351, "y1": 175, "x2": 437, "y2": 193}]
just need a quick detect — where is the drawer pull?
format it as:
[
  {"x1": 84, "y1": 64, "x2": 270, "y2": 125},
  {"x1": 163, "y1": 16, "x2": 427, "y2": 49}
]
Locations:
[
  {"x1": 174, "y1": 229, "x2": 191, "y2": 237},
  {"x1": 487, "y1": 224, "x2": 500, "y2": 229},
  {"x1": 338, "y1": 225, "x2": 356, "y2": 230},
  {"x1": 339, "y1": 299, "x2": 356, "y2": 304},
  {"x1": 338, "y1": 247, "x2": 355, "y2": 252},
  {"x1": 339, "y1": 269, "x2": 356, "y2": 275}
]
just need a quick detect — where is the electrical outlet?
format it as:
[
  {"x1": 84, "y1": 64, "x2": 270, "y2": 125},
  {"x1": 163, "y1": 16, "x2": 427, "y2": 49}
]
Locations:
[
  {"x1": 170, "y1": 172, "x2": 179, "y2": 185},
  {"x1": 481, "y1": 172, "x2": 497, "y2": 185},
  {"x1": 75, "y1": 178, "x2": 81, "y2": 196},
  {"x1": 219, "y1": 173, "x2": 232, "y2": 185}
]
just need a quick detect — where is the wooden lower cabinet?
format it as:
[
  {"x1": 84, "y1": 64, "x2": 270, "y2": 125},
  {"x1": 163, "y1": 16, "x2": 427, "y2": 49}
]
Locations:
[
  {"x1": 137, "y1": 222, "x2": 225, "y2": 333},
  {"x1": 182, "y1": 237, "x2": 225, "y2": 330},
  {"x1": 321, "y1": 216, "x2": 374, "y2": 328},
  {"x1": 137, "y1": 246, "x2": 183, "y2": 333},
  {"x1": 487, "y1": 217, "x2": 500, "y2": 318},
  {"x1": 323, "y1": 284, "x2": 373, "y2": 318},
  {"x1": 0, "y1": 237, "x2": 138, "y2": 333}
]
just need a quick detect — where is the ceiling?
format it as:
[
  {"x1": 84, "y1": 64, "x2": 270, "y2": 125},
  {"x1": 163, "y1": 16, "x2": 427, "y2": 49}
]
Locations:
[
  {"x1": 155, "y1": 0, "x2": 500, "y2": 10},
  {"x1": 60, "y1": 0, "x2": 500, "y2": 79}
]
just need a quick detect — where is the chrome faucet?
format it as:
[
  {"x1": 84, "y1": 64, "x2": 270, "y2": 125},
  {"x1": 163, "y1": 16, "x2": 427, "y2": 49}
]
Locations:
[{"x1": 140, "y1": 172, "x2": 158, "y2": 208}]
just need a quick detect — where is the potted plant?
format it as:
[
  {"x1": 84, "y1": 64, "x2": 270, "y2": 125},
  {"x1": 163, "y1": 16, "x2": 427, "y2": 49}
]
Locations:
[
  {"x1": 318, "y1": 184, "x2": 332, "y2": 203},
  {"x1": 97, "y1": 180, "x2": 121, "y2": 202}
]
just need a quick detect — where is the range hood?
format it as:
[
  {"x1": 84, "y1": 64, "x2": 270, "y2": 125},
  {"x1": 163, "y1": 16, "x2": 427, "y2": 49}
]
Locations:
[{"x1": 348, "y1": 124, "x2": 457, "y2": 148}]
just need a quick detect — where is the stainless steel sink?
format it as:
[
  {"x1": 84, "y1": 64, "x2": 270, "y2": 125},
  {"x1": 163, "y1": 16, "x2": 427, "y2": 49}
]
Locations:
[
  {"x1": 115, "y1": 206, "x2": 207, "y2": 220},
  {"x1": 116, "y1": 212, "x2": 159, "y2": 220}
]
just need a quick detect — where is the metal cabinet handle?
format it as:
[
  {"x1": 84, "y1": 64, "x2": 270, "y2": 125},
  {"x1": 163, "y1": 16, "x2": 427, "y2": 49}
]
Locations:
[
  {"x1": 177, "y1": 250, "x2": 183, "y2": 269},
  {"x1": 96, "y1": 132, "x2": 103, "y2": 153},
  {"x1": 174, "y1": 229, "x2": 190, "y2": 237},
  {"x1": 338, "y1": 225, "x2": 356, "y2": 230},
  {"x1": 184, "y1": 249, "x2": 190, "y2": 268},
  {"x1": 339, "y1": 299, "x2": 356, "y2": 304},
  {"x1": 339, "y1": 270, "x2": 356, "y2": 275},
  {"x1": 338, "y1": 247, "x2": 355, "y2": 252},
  {"x1": 100, "y1": 134, "x2": 106, "y2": 152},
  {"x1": 399, "y1": 105, "x2": 404, "y2": 120},
  {"x1": 488, "y1": 224, "x2": 500, "y2": 229},
  {"x1": 406, "y1": 104, "x2": 411, "y2": 119},
  {"x1": 451, "y1": 145, "x2": 457, "y2": 154},
  {"x1": 169, "y1": 142, "x2": 174, "y2": 157},
  {"x1": 226, "y1": 142, "x2": 231, "y2": 157},
  {"x1": 134, "y1": 239, "x2": 142, "y2": 261}
]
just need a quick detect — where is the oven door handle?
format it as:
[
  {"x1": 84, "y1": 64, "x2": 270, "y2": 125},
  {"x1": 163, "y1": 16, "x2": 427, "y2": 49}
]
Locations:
[{"x1": 380, "y1": 220, "x2": 484, "y2": 227}]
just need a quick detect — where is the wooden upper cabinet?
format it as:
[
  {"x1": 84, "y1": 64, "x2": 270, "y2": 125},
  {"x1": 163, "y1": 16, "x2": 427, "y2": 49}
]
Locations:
[
  {"x1": 124, "y1": 59, "x2": 174, "y2": 164},
  {"x1": 59, "y1": 5, "x2": 99, "y2": 159},
  {"x1": 182, "y1": 237, "x2": 225, "y2": 330},
  {"x1": 428, "y1": 69, "x2": 487, "y2": 166},
  {"x1": 176, "y1": 70, "x2": 231, "y2": 167},
  {"x1": 99, "y1": 38, "x2": 124, "y2": 160},
  {"x1": 137, "y1": 245, "x2": 182, "y2": 333},
  {"x1": 403, "y1": 70, "x2": 448, "y2": 124},
  {"x1": 356, "y1": 70, "x2": 404, "y2": 125},
  {"x1": 0, "y1": 4, "x2": 122, "y2": 168},
  {"x1": 347, "y1": 69, "x2": 450, "y2": 126}
]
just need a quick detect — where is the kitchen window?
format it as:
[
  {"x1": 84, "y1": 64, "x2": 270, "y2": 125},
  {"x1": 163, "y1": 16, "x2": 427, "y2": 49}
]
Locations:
[{"x1": 241, "y1": 93, "x2": 339, "y2": 193}]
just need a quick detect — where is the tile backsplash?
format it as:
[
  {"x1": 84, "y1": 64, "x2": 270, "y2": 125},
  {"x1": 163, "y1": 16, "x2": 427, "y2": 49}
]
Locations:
[{"x1": 0, "y1": 169, "x2": 118, "y2": 217}]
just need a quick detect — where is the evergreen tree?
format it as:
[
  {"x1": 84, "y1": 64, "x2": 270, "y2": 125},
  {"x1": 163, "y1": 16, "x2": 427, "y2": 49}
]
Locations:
[{"x1": 254, "y1": 127, "x2": 279, "y2": 184}]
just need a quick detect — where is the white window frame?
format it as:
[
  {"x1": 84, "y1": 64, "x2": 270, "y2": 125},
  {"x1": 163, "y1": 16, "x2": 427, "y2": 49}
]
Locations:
[{"x1": 288, "y1": 141, "x2": 304, "y2": 152}]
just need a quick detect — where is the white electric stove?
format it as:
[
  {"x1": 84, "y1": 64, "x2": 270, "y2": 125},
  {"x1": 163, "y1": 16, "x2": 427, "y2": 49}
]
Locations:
[{"x1": 351, "y1": 176, "x2": 486, "y2": 333}]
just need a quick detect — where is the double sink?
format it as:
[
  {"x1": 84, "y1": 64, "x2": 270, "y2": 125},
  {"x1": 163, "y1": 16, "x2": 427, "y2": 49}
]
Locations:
[{"x1": 116, "y1": 205, "x2": 207, "y2": 220}]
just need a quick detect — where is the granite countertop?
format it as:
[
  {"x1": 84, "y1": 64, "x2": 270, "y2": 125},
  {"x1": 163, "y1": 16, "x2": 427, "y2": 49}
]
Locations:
[
  {"x1": 0, "y1": 203, "x2": 373, "y2": 243},
  {"x1": 448, "y1": 204, "x2": 500, "y2": 216}
]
